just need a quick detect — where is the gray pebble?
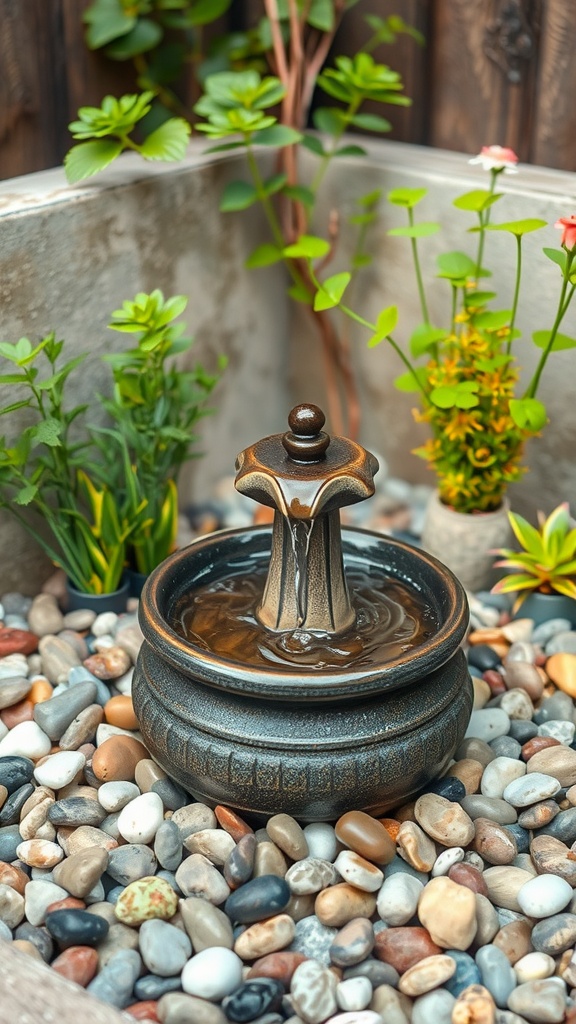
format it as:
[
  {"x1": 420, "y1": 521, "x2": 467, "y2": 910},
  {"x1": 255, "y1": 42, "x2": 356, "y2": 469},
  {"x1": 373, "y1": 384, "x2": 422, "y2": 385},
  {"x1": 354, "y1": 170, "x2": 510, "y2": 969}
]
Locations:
[
  {"x1": 139, "y1": 918, "x2": 192, "y2": 976},
  {"x1": 461, "y1": 796, "x2": 518, "y2": 824},
  {"x1": 171, "y1": 803, "x2": 217, "y2": 841},
  {"x1": 536, "y1": 807, "x2": 576, "y2": 844},
  {"x1": 135, "y1": 974, "x2": 183, "y2": 1000},
  {"x1": 47, "y1": 796, "x2": 107, "y2": 828},
  {"x1": 545, "y1": 630, "x2": 576, "y2": 655},
  {"x1": 384, "y1": 854, "x2": 428, "y2": 884},
  {"x1": 155, "y1": 819, "x2": 183, "y2": 872},
  {"x1": 107, "y1": 844, "x2": 157, "y2": 885},
  {"x1": 289, "y1": 915, "x2": 338, "y2": 966},
  {"x1": 87, "y1": 948, "x2": 142, "y2": 1007},
  {"x1": 475, "y1": 943, "x2": 517, "y2": 1007},
  {"x1": 33, "y1": 681, "x2": 97, "y2": 740},
  {"x1": 68, "y1": 667, "x2": 111, "y2": 706},
  {"x1": 0, "y1": 678, "x2": 31, "y2": 711},
  {"x1": 532, "y1": 619, "x2": 572, "y2": 644},
  {"x1": 538, "y1": 720, "x2": 575, "y2": 744},
  {"x1": 534, "y1": 691, "x2": 576, "y2": 724},
  {"x1": 1, "y1": 593, "x2": 32, "y2": 617},
  {"x1": 531, "y1": 912, "x2": 576, "y2": 954},
  {"x1": 0, "y1": 919, "x2": 12, "y2": 941},
  {"x1": 14, "y1": 921, "x2": 54, "y2": 961},
  {"x1": 151, "y1": 778, "x2": 188, "y2": 811},
  {"x1": 489, "y1": 736, "x2": 522, "y2": 759},
  {"x1": 508, "y1": 720, "x2": 538, "y2": 742},
  {"x1": 343, "y1": 958, "x2": 399, "y2": 988},
  {"x1": 412, "y1": 989, "x2": 456, "y2": 1024}
]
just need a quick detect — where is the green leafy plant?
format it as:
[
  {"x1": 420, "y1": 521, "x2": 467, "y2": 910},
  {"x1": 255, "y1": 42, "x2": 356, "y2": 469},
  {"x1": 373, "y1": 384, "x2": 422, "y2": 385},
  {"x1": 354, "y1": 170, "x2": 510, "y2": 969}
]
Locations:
[
  {"x1": 304, "y1": 146, "x2": 576, "y2": 513},
  {"x1": 0, "y1": 293, "x2": 224, "y2": 589},
  {"x1": 68, "y1": 4, "x2": 421, "y2": 437},
  {"x1": 492, "y1": 503, "x2": 576, "y2": 611},
  {"x1": 0, "y1": 335, "x2": 142, "y2": 593},
  {"x1": 97, "y1": 289, "x2": 225, "y2": 574}
]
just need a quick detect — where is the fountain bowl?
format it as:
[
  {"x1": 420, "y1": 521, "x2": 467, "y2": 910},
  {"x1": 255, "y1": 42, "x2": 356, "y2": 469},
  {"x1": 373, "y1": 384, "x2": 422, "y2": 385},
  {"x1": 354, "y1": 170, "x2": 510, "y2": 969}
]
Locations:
[{"x1": 133, "y1": 524, "x2": 472, "y2": 821}]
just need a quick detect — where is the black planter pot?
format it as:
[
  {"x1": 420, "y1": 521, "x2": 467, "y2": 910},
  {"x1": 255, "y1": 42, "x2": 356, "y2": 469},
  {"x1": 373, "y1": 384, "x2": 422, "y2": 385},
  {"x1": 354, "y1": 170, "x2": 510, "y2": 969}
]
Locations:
[
  {"x1": 66, "y1": 576, "x2": 129, "y2": 614},
  {"x1": 133, "y1": 526, "x2": 472, "y2": 821},
  {"x1": 125, "y1": 568, "x2": 148, "y2": 599}
]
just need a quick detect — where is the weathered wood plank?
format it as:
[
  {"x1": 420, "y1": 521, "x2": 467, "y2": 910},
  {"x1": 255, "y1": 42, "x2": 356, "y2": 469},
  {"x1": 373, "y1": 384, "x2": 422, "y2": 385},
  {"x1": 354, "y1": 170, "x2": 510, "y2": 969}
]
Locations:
[
  {"x1": 428, "y1": 0, "x2": 540, "y2": 160},
  {"x1": 0, "y1": 939, "x2": 136, "y2": 1024},
  {"x1": 531, "y1": 0, "x2": 576, "y2": 169}
]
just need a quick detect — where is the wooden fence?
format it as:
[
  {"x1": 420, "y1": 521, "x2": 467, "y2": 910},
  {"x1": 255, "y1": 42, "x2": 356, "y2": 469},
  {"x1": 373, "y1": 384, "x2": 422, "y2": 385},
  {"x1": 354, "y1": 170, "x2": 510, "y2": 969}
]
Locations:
[{"x1": 1, "y1": 0, "x2": 575, "y2": 181}]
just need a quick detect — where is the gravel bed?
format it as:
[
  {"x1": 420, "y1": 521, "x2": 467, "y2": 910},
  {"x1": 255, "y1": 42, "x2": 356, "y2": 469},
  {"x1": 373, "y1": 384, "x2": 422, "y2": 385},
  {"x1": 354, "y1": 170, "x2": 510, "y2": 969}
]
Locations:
[{"x1": 1, "y1": 573, "x2": 576, "y2": 1024}]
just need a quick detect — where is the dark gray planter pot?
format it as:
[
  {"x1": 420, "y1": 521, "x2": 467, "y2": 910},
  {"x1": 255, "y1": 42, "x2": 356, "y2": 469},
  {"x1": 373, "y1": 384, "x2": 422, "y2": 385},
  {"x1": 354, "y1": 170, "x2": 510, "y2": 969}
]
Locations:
[
  {"x1": 132, "y1": 526, "x2": 472, "y2": 821},
  {"x1": 516, "y1": 590, "x2": 576, "y2": 627},
  {"x1": 66, "y1": 576, "x2": 129, "y2": 614}
]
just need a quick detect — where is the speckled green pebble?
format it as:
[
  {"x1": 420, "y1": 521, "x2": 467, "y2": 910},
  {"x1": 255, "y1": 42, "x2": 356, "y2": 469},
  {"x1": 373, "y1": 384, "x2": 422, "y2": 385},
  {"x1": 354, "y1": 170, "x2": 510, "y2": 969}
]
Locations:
[{"x1": 114, "y1": 874, "x2": 178, "y2": 926}]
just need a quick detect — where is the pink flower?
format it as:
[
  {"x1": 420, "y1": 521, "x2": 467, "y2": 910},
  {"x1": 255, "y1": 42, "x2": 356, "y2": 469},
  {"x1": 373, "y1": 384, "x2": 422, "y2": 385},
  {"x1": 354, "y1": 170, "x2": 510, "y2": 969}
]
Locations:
[
  {"x1": 469, "y1": 145, "x2": 519, "y2": 173},
  {"x1": 555, "y1": 215, "x2": 576, "y2": 250}
]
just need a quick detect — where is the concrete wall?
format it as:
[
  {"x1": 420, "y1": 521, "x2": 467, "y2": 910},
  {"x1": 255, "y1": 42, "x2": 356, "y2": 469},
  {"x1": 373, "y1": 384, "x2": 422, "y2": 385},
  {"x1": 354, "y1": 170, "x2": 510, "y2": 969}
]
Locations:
[{"x1": 1, "y1": 140, "x2": 575, "y2": 590}]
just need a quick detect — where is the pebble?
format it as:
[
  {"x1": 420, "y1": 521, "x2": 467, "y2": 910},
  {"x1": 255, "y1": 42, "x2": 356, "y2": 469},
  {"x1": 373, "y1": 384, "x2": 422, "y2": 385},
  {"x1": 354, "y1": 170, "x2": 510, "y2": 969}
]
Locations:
[
  {"x1": 176, "y1": 853, "x2": 230, "y2": 904},
  {"x1": 45, "y1": 907, "x2": 110, "y2": 947},
  {"x1": 115, "y1": 875, "x2": 178, "y2": 925},
  {"x1": 91, "y1": 735, "x2": 149, "y2": 782},
  {"x1": 503, "y1": 773, "x2": 561, "y2": 806},
  {"x1": 107, "y1": 844, "x2": 157, "y2": 885},
  {"x1": 225, "y1": 874, "x2": 290, "y2": 923},
  {"x1": 465, "y1": 709, "x2": 510, "y2": 743},
  {"x1": 335, "y1": 811, "x2": 395, "y2": 864},
  {"x1": 481, "y1": 756, "x2": 526, "y2": 798},
  {"x1": 315, "y1": 882, "x2": 376, "y2": 928},
  {"x1": 374, "y1": 926, "x2": 441, "y2": 972},
  {"x1": 507, "y1": 979, "x2": 567, "y2": 1022},
  {"x1": 531, "y1": 912, "x2": 576, "y2": 955},
  {"x1": 303, "y1": 822, "x2": 338, "y2": 861},
  {"x1": 138, "y1": 918, "x2": 191, "y2": 975},
  {"x1": 52, "y1": 847, "x2": 109, "y2": 898},
  {"x1": 33, "y1": 681, "x2": 98, "y2": 740},
  {"x1": 181, "y1": 946, "x2": 244, "y2": 1000},
  {"x1": 475, "y1": 942, "x2": 516, "y2": 1007},
  {"x1": 414, "y1": 793, "x2": 475, "y2": 847},
  {"x1": 547, "y1": 652, "x2": 576, "y2": 696},
  {"x1": 291, "y1": 959, "x2": 338, "y2": 1024},
  {"x1": 514, "y1": 951, "x2": 556, "y2": 983},
  {"x1": 503, "y1": 661, "x2": 544, "y2": 701},
  {"x1": 34, "y1": 750, "x2": 86, "y2": 789},
  {"x1": 0, "y1": 720, "x2": 52, "y2": 758},
  {"x1": 527, "y1": 745, "x2": 576, "y2": 786},
  {"x1": 117, "y1": 792, "x2": 164, "y2": 844},
  {"x1": 224, "y1": 832, "x2": 256, "y2": 888},
  {"x1": 330, "y1": 917, "x2": 374, "y2": 966},
  {"x1": 333, "y1": 850, "x2": 384, "y2": 891},
  {"x1": 172, "y1": 802, "x2": 217, "y2": 840},
  {"x1": 396, "y1": 820, "x2": 436, "y2": 871},
  {"x1": 234, "y1": 911, "x2": 295, "y2": 959},
  {"x1": 266, "y1": 813, "x2": 309, "y2": 860},
  {"x1": 51, "y1": 945, "x2": 99, "y2": 985},
  {"x1": 223, "y1": 978, "x2": 284, "y2": 1020},
  {"x1": 179, "y1": 895, "x2": 234, "y2": 951},
  {"x1": 184, "y1": 827, "x2": 236, "y2": 865},
  {"x1": 471, "y1": 817, "x2": 518, "y2": 864},
  {"x1": 87, "y1": 947, "x2": 142, "y2": 1007},
  {"x1": 418, "y1": 876, "x2": 477, "y2": 950},
  {"x1": 335, "y1": 975, "x2": 372, "y2": 1011},
  {"x1": 412, "y1": 989, "x2": 456, "y2": 1024},
  {"x1": 289, "y1": 915, "x2": 338, "y2": 965},
  {"x1": 376, "y1": 871, "x2": 423, "y2": 925}
]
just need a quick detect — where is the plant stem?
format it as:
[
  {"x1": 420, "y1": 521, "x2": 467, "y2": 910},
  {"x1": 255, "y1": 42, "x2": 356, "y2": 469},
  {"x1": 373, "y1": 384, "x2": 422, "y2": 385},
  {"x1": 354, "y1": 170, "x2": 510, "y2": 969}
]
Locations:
[
  {"x1": 408, "y1": 207, "x2": 429, "y2": 323},
  {"x1": 337, "y1": 303, "x2": 429, "y2": 402},
  {"x1": 525, "y1": 251, "x2": 576, "y2": 398},
  {"x1": 474, "y1": 169, "x2": 498, "y2": 283},
  {"x1": 507, "y1": 234, "x2": 522, "y2": 354}
]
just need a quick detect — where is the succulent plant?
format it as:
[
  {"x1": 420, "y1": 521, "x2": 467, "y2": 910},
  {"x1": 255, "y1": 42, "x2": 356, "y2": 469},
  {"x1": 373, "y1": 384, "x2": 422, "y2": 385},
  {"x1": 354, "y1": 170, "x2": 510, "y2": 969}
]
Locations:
[{"x1": 492, "y1": 502, "x2": 576, "y2": 611}]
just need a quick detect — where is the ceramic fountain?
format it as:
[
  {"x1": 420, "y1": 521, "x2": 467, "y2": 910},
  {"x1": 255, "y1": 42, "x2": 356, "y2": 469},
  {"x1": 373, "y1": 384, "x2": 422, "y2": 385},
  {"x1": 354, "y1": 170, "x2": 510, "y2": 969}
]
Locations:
[{"x1": 133, "y1": 404, "x2": 472, "y2": 820}]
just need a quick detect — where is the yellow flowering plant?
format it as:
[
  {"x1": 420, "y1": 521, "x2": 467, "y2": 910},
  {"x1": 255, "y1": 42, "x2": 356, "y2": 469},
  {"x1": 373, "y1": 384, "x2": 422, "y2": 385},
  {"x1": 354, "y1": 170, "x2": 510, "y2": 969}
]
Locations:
[{"x1": 302, "y1": 145, "x2": 576, "y2": 515}]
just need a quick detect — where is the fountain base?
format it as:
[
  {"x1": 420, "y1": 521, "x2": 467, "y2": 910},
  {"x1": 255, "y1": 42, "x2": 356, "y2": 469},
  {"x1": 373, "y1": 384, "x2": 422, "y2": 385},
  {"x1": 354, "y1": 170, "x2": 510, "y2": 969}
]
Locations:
[{"x1": 133, "y1": 527, "x2": 472, "y2": 820}]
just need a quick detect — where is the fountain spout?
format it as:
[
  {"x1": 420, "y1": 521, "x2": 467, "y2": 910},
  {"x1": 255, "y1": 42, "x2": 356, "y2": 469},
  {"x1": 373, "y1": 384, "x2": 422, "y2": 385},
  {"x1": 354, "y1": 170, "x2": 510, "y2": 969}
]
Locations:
[{"x1": 235, "y1": 404, "x2": 379, "y2": 634}]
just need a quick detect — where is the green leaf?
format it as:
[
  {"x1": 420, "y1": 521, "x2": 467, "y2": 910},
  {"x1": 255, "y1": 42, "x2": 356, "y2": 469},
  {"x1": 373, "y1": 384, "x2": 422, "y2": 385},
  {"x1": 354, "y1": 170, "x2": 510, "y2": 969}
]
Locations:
[
  {"x1": 282, "y1": 185, "x2": 314, "y2": 208},
  {"x1": 84, "y1": 0, "x2": 134, "y2": 49},
  {"x1": 508, "y1": 510, "x2": 546, "y2": 557},
  {"x1": 410, "y1": 323, "x2": 448, "y2": 357},
  {"x1": 105, "y1": 18, "x2": 163, "y2": 60},
  {"x1": 64, "y1": 140, "x2": 123, "y2": 183},
  {"x1": 431, "y1": 383, "x2": 480, "y2": 409},
  {"x1": 219, "y1": 180, "x2": 258, "y2": 211},
  {"x1": 245, "y1": 244, "x2": 284, "y2": 268},
  {"x1": 287, "y1": 282, "x2": 313, "y2": 305},
  {"x1": 509, "y1": 397, "x2": 548, "y2": 431},
  {"x1": 486, "y1": 218, "x2": 547, "y2": 236},
  {"x1": 349, "y1": 112, "x2": 391, "y2": 133},
  {"x1": 387, "y1": 188, "x2": 427, "y2": 208},
  {"x1": 32, "y1": 419, "x2": 62, "y2": 447},
  {"x1": 307, "y1": 0, "x2": 334, "y2": 31},
  {"x1": 543, "y1": 247, "x2": 567, "y2": 273},
  {"x1": 314, "y1": 272, "x2": 351, "y2": 311},
  {"x1": 473, "y1": 310, "x2": 512, "y2": 331},
  {"x1": 394, "y1": 367, "x2": 428, "y2": 391},
  {"x1": 436, "y1": 251, "x2": 477, "y2": 280},
  {"x1": 453, "y1": 190, "x2": 502, "y2": 213},
  {"x1": 14, "y1": 482, "x2": 38, "y2": 505},
  {"x1": 283, "y1": 235, "x2": 330, "y2": 259},
  {"x1": 532, "y1": 329, "x2": 576, "y2": 352},
  {"x1": 335, "y1": 144, "x2": 368, "y2": 157},
  {"x1": 388, "y1": 223, "x2": 439, "y2": 239},
  {"x1": 255, "y1": 125, "x2": 302, "y2": 147},
  {"x1": 313, "y1": 107, "x2": 344, "y2": 136},
  {"x1": 186, "y1": 0, "x2": 232, "y2": 25},
  {"x1": 300, "y1": 134, "x2": 326, "y2": 157},
  {"x1": 464, "y1": 290, "x2": 497, "y2": 308},
  {"x1": 367, "y1": 306, "x2": 398, "y2": 346},
  {"x1": 263, "y1": 173, "x2": 287, "y2": 196},
  {"x1": 139, "y1": 118, "x2": 191, "y2": 160}
]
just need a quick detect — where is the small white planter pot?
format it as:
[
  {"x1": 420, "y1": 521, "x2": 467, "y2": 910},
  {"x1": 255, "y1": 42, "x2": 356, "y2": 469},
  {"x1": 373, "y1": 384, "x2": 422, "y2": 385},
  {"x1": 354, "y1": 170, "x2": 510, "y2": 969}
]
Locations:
[{"x1": 421, "y1": 491, "x2": 512, "y2": 593}]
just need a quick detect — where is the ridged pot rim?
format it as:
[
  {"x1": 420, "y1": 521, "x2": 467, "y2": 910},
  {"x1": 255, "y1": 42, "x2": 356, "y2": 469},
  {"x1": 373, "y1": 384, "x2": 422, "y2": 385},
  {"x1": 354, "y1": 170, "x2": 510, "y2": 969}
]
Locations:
[{"x1": 138, "y1": 525, "x2": 469, "y2": 701}]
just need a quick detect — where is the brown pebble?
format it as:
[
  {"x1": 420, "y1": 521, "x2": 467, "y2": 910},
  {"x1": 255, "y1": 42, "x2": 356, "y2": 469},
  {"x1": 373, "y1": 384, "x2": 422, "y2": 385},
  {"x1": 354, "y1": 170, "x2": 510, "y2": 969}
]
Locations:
[
  {"x1": 0, "y1": 861, "x2": 29, "y2": 896},
  {"x1": 104, "y1": 695, "x2": 139, "y2": 731},
  {"x1": 456, "y1": 738, "x2": 496, "y2": 768},
  {"x1": 396, "y1": 820, "x2": 436, "y2": 872},
  {"x1": 247, "y1": 950, "x2": 307, "y2": 985},
  {"x1": 134, "y1": 759, "x2": 166, "y2": 793},
  {"x1": 0, "y1": 785, "x2": 7, "y2": 810},
  {"x1": 449, "y1": 759, "x2": 484, "y2": 795},
  {"x1": 471, "y1": 817, "x2": 518, "y2": 865},
  {"x1": 0, "y1": 627, "x2": 38, "y2": 656},
  {"x1": 452, "y1": 983, "x2": 496, "y2": 1024},
  {"x1": 314, "y1": 883, "x2": 376, "y2": 928},
  {"x1": 418, "y1": 876, "x2": 477, "y2": 950},
  {"x1": 521, "y1": 736, "x2": 561, "y2": 761},
  {"x1": 125, "y1": 1001, "x2": 160, "y2": 1022},
  {"x1": 266, "y1": 813, "x2": 308, "y2": 861},
  {"x1": 84, "y1": 646, "x2": 131, "y2": 680},
  {"x1": 393, "y1": 800, "x2": 417, "y2": 823},
  {"x1": 253, "y1": 841, "x2": 288, "y2": 878},
  {"x1": 468, "y1": 629, "x2": 505, "y2": 646},
  {"x1": 46, "y1": 896, "x2": 86, "y2": 913},
  {"x1": 482, "y1": 866, "x2": 534, "y2": 912},
  {"x1": 335, "y1": 810, "x2": 396, "y2": 864},
  {"x1": 0, "y1": 698, "x2": 34, "y2": 729},
  {"x1": 414, "y1": 793, "x2": 475, "y2": 848},
  {"x1": 518, "y1": 799, "x2": 560, "y2": 829},
  {"x1": 448, "y1": 862, "x2": 489, "y2": 897},
  {"x1": 29, "y1": 678, "x2": 53, "y2": 705},
  {"x1": 527, "y1": 745, "x2": 576, "y2": 787},
  {"x1": 503, "y1": 661, "x2": 544, "y2": 701},
  {"x1": 51, "y1": 945, "x2": 99, "y2": 986},
  {"x1": 546, "y1": 652, "x2": 576, "y2": 697},
  {"x1": 377, "y1": 817, "x2": 401, "y2": 842},
  {"x1": 91, "y1": 735, "x2": 149, "y2": 782},
  {"x1": 374, "y1": 925, "x2": 441, "y2": 973},
  {"x1": 286, "y1": 893, "x2": 315, "y2": 922},
  {"x1": 215, "y1": 805, "x2": 254, "y2": 842},
  {"x1": 233, "y1": 913, "x2": 295, "y2": 960},
  {"x1": 531, "y1": 834, "x2": 576, "y2": 884},
  {"x1": 66, "y1": 825, "x2": 119, "y2": 856},
  {"x1": 493, "y1": 919, "x2": 534, "y2": 965}
]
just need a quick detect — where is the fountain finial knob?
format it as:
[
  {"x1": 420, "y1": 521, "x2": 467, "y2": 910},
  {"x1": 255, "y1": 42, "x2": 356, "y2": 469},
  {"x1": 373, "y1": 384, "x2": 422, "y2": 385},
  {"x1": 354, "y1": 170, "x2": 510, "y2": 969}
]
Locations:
[{"x1": 283, "y1": 403, "x2": 330, "y2": 462}]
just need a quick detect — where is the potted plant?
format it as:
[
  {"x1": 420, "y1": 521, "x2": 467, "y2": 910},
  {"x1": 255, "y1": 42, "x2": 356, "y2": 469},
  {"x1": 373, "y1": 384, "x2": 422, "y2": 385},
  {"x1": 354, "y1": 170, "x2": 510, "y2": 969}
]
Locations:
[
  {"x1": 0, "y1": 293, "x2": 223, "y2": 606},
  {"x1": 491, "y1": 503, "x2": 576, "y2": 626},
  {"x1": 299, "y1": 146, "x2": 576, "y2": 590}
]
